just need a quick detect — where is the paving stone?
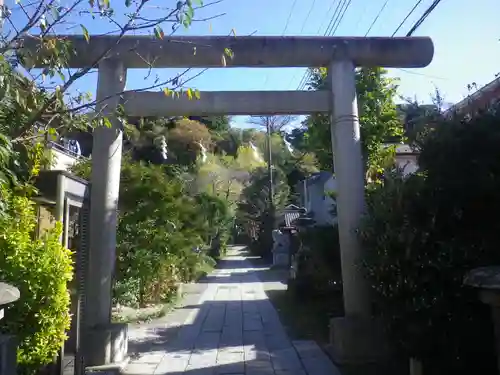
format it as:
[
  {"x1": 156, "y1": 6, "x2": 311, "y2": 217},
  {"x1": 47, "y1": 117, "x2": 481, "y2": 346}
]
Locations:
[
  {"x1": 123, "y1": 362, "x2": 157, "y2": 375},
  {"x1": 274, "y1": 371, "x2": 307, "y2": 375},
  {"x1": 214, "y1": 361, "x2": 245, "y2": 374},
  {"x1": 270, "y1": 348, "x2": 303, "y2": 371},
  {"x1": 153, "y1": 355, "x2": 190, "y2": 374},
  {"x1": 123, "y1": 248, "x2": 340, "y2": 375}
]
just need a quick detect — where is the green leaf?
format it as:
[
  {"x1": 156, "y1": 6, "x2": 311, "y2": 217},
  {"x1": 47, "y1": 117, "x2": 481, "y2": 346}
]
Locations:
[
  {"x1": 224, "y1": 48, "x2": 233, "y2": 59},
  {"x1": 154, "y1": 26, "x2": 164, "y2": 40},
  {"x1": 194, "y1": 89, "x2": 201, "y2": 100},
  {"x1": 186, "y1": 88, "x2": 193, "y2": 100},
  {"x1": 103, "y1": 117, "x2": 112, "y2": 128},
  {"x1": 81, "y1": 25, "x2": 90, "y2": 43},
  {"x1": 125, "y1": 0, "x2": 131, "y2": 6}
]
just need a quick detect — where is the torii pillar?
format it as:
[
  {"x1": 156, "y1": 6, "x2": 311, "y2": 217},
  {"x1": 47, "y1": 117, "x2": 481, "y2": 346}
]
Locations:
[{"x1": 21, "y1": 35, "x2": 434, "y2": 367}]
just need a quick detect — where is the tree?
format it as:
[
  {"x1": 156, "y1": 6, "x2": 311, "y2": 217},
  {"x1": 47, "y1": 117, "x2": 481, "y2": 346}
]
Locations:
[
  {"x1": 0, "y1": 1, "x2": 223, "y2": 370},
  {"x1": 166, "y1": 118, "x2": 213, "y2": 166},
  {"x1": 297, "y1": 67, "x2": 404, "y2": 180},
  {"x1": 247, "y1": 115, "x2": 297, "y2": 133},
  {"x1": 0, "y1": 0, "x2": 227, "y2": 148},
  {"x1": 189, "y1": 116, "x2": 231, "y2": 133},
  {"x1": 238, "y1": 165, "x2": 290, "y2": 255}
]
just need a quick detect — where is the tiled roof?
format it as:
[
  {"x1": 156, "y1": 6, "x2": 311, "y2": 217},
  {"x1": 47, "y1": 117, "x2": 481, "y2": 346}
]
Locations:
[
  {"x1": 284, "y1": 211, "x2": 301, "y2": 227},
  {"x1": 445, "y1": 76, "x2": 500, "y2": 116},
  {"x1": 305, "y1": 171, "x2": 333, "y2": 186}
]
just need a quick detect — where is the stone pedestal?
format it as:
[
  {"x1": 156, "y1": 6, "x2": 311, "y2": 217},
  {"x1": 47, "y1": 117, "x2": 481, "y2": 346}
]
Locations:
[
  {"x1": 271, "y1": 229, "x2": 291, "y2": 269},
  {"x1": 328, "y1": 316, "x2": 392, "y2": 364},
  {"x1": 0, "y1": 335, "x2": 17, "y2": 375},
  {"x1": 464, "y1": 266, "x2": 500, "y2": 374},
  {"x1": 84, "y1": 323, "x2": 128, "y2": 367},
  {"x1": 272, "y1": 252, "x2": 290, "y2": 268}
]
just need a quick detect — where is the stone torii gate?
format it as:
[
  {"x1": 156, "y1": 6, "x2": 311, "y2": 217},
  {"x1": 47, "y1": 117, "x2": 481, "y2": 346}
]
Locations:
[{"x1": 23, "y1": 35, "x2": 433, "y2": 366}]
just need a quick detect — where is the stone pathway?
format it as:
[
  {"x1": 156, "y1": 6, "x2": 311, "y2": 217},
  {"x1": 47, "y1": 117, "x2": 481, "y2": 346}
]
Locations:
[{"x1": 123, "y1": 248, "x2": 341, "y2": 375}]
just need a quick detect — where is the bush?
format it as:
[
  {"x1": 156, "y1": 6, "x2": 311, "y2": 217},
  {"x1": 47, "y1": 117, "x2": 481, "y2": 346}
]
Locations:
[
  {"x1": 72, "y1": 157, "x2": 218, "y2": 308},
  {"x1": 360, "y1": 105, "x2": 500, "y2": 375},
  {"x1": 0, "y1": 187, "x2": 73, "y2": 374},
  {"x1": 292, "y1": 225, "x2": 342, "y2": 298},
  {"x1": 193, "y1": 192, "x2": 233, "y2": 260}
]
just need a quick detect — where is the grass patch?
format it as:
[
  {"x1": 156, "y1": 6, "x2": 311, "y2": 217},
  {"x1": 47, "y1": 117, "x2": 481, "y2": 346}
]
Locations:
[
  {"x1": 265, "y1": 287, "x2": 343, "y2": 344},
  {"x1": 112, "y1": 291, "x2": 182, "y2": 324}
]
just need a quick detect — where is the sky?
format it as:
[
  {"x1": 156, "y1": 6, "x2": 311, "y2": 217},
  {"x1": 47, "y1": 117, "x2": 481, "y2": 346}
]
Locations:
[{"x1": 8, "y1": 0, "x2": 500, "y2": 129}]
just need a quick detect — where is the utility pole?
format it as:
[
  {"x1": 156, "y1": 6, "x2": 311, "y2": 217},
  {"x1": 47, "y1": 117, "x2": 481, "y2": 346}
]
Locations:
[{"x1": 266, "y1": 117, "x2": 275, "y2": 230}]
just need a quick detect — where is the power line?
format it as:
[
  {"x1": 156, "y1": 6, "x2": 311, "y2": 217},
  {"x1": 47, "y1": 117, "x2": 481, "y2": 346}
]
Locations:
[
  {"x1": 296, "y1": 0, "x2": 346, "y2": 90},
  {"x1": 295, "y1": 0, "x2": 345, "y2": 90},
  {"x1": 323, "y1": 0, "x2": 346, "y2": 37},
  {"x1": 296, "y1": 0, "x2": 353, "y2": 91},
  {"x1": 262, "y1": 0, "x2": 299, "y2": 88},
  {"x1": 398, "y1": 68, "x2": 447, "y2": 80},
  {"x1": 392, "y1": 0, "x2": 424, "y2": 37},
  {"x1": 330, "y1": 0, "x2": 352, "y2": 35},
  {"x1": 286, "y1": 0, "x2": 339, "y2": 89},
  {"x1": 315, "y1": 0, "x2": 341, "y2": 34},
  {"x1": 282, "y1": 0, "x2": 299, "y2": 35},
  {"x1": 406, "y1": 0, "x2": 443, "y2": 36},
  {"x1": 365, "y1": 0, "x2": 390, "y2": 36},
  {"x1": 299, "y1": 0, "x2": 318, "y2": 33},
  {"x1": 392, "y1": 0, "x2": 446, "y2": 80}
]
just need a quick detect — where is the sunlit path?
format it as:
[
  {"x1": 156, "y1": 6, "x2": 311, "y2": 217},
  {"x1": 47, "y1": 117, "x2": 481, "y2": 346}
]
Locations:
[{"x1": 123, "y1": 247, "x2": 340, "y2": 375}]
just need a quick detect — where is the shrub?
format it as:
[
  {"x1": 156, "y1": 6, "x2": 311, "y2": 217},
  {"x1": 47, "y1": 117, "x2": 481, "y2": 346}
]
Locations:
[
  {"x1": 292, "y1": 225, "x2": 342, "y2": 297},
  {"x1": 193, "y1": 192, "x2": 233, "y2": 259},
  {"x1": 0, "y1": 187, "x2": 73, "y2": 374},
  {"x1": 72, "y1": 157, "x2": 217, "y2": 308},
  {"x1": 360, "y1": 105, "x2": 500, "y2": 375}
]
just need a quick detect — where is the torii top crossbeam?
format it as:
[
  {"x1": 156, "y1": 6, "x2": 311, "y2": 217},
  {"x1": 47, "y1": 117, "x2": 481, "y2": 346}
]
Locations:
[{"x1": 21, "y1": 35, "x2": 433, "y2": 69}]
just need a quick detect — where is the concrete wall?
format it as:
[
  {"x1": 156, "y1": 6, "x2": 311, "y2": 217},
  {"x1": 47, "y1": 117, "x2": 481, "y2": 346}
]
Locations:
[
  {"x1": 304, "y1": 176, "x2": 338, "y2": 226},
  {"x1": 36, "y1": 205, "x2": 55, "y2": 237},
  {"x1": 395, "y1": 154, "x2": 419, "y2": 176},
  {"x1": 392, "y1": 144, "x2": 419, "y2": 177}
]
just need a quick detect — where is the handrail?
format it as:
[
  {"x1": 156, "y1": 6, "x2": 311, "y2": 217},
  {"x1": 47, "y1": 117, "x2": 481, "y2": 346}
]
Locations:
[{"x1": 47, "y1": 141, "x2": 88, "y2": 161}]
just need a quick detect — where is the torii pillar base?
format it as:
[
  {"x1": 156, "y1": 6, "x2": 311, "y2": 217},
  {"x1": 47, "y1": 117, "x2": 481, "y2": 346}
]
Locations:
[{"x1": 328, "y1": 316, "x2": 392, "y2": 364}]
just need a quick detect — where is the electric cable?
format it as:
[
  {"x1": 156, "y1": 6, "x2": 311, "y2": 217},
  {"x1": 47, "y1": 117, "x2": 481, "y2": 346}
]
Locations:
[
  {"x1": 392, "y1": 0, "x2": 424, "y2": 36},
  {"x1": 406, "y1": 0, "x2": 443, "y2": 36},
  {"x1": 296, "y1": 0, "x2": 353, "y2": 90},
  {"x1": 365, "y1": 0, "x2": 390, "y2": 36},
  {"x1": 262, "y1": 0, "x2": 299, "y2": 87}
]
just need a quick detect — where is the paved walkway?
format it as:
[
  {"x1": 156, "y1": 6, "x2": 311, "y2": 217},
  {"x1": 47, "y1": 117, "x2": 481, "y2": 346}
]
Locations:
[{"x1": 123, "y1": 248, "x2": 341, "y2": 375}]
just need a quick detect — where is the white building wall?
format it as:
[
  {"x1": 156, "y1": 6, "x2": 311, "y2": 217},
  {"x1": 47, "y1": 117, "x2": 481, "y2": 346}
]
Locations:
[
  {"x1": 306, "y1": 176, "x2": 338, "y2": 226},
  {"x1": 47, "y1": 145, "x2": 80, "y2": 172}
]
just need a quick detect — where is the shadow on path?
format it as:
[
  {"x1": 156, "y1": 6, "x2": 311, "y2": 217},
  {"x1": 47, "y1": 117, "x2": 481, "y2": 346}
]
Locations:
[{"x1": 123, "y1": 247, "x2": 340, "y2": 375}]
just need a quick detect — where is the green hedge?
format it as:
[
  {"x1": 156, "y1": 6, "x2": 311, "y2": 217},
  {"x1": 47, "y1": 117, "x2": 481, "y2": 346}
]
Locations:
[
  {"x1": 0, "y1": 187, "x2": 73, "y2": 374},
  {"x1": 360, "y1": 105, "x2": 500, "y2": 375}
]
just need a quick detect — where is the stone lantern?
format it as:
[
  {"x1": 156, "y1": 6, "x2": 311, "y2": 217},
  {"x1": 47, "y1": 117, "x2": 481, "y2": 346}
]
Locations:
[{"x1": 0, "y1": 281, "x2": 20, "y2": 375}]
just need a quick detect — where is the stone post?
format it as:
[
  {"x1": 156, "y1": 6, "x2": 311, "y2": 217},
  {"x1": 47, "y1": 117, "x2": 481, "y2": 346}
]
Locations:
[
  {"x1": 464, "y1": 266, "x2": 500, "y2": 374},
  {"x1": 330, "y1": 59, "x2": 370, "y2": 317},
  {"x1": 328, "y1": 59, "x2": 390, "y2": 363},
  {"x1": 84, "y1": 58, "x2": 127, "y2": 366}
]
